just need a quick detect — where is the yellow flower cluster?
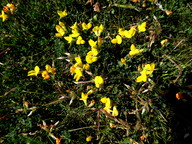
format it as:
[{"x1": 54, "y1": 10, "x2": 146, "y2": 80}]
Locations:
[
  {"x1": 0, "y1": 3, "x2": 16, "y2": 22},
  {"x1": 111, "y1": 22, "x2": 146, "y2": 44},
  {"x1": 27, "y1": 65, "x2": 56, "y2": 80},
  {"x1": 136, "y1": 63, "x2": 156, "y2": 82}
]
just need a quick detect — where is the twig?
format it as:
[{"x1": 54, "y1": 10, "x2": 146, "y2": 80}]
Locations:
[{"x1": 163, "y1": 55, "x2": 182, "y2": 83}]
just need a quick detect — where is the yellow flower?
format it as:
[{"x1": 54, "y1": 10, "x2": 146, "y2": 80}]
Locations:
[
  {"x1": 27, "y1": 66, "x2": 40, "y2": 76},
  {"x1": 129, "y1": 44, "x2": 144, "y2": 56},
  {"x1": 111, "y1": 35, "x2": 122, "y2": 44},
  {"x1": 56, "y1": 137, "x2": 62, "y2": 144},
  {"x1": 0, "y1": 10, "x2": 8, "y2": 22},
  {"x1": 70, "y1": 22, "x2": 79, "y2": 30},
  {"x1": 94, "y1": 76, "x2": 104, "y2": 88},
  {"x1": 101, "y1": 97, "x2": 112, "y2": 113},
  {"x1": 124, "y1": 26, "x2": 136, "y2": 38},
  {"x1": 138, "y1": 22, "x2": 147, "y2": 32},
  {"x1": 74, "y1": 56, "x2": 83, "y2": 66},
  {"x1": 118, "y1": 28, "x2": 125, "y2": 37},
  {"x1": 74, "y1": 68, "x2": 83, "y2": 81},
  {"x1": 64, "y1": 35, "x2": 74, "y2": 43},
  {"x1": 161, "y1": 39, "x2": 168, "y2": 47},
  {"x1": 82, "y1": 22, "x2": 92, "y2": 30},
  {"x1": 45, "y1": 65, "x2": 56, "y2": 74},
  {"x1": 71, "y1": 29, "x2": 80, "y2": 38},
  {"x1": 143, "y1": 63, "x2": 156, "y2": 75},
  {"x1": 80, "y1": 92, "x2": 89, "y2": 106},
  {"x1": 57, "y1": 10, "x2": 68, "y2": 19},
  {"x1": 135, "y1": 72, "x2": 147, "y2": 82},
  {"x1": 85, "y1": 51, "x2": 98, "y2": 64},
  {"x1": 97, "y1": 37, "x2": 103, "y2": 47},
  {"x1": 92, "y1": 24, "x2": 104, "y2": 37},
  {"x1": 76, "y1": 36, "x2": 85, "y2": 45},
  {"x1": 55, "y1": 21, "x2": 66, "y2": 37},
  {"x1": 80, "y1": 90, "x2": 94, "y2": 106},
  {"x1": 88, "y1": 39, "x2": 97, "y2": 48},
  {"x1": 112, "y1": 106, "x2": 119, "y2": 117},
  {"x1": 86, "y1": 136, "x2": 92, "y2": 142},
  {"x1": 83, "y1": 63, "x2": 90, "y2": 70},
  {"x1": 41, "y1": 70, "x2": 50, "y2": 80},
  {"x1": 120, "y1": 58, "x2": 127, "y2": 65}
]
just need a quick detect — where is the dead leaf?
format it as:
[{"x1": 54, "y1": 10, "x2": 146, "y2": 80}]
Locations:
[{"x1": 93, "y1": 2, "x2": 101, "y2": 12}]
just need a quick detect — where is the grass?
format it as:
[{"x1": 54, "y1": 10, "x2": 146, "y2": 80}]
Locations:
[{"x1": 0, "y1": 0, "x2": 192, "y2": 143}]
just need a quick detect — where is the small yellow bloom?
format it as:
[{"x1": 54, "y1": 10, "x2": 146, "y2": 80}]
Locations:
[
  {"x1": 71, "y1": 29, "x2": 80, "y2": 38},
  {"x1": 74, "y1": 56, "x2": 83, "y2": 66},
  {"x1": 129, "y1": 44, "x2": 144, "y2": 56},
  {"x1": 82, "y1": 22, "x2": 92, "y2": 30},
  {"x1": 83, "y1": 63, "x2": 90, "y2": 70},
  {"x1": 70, "y1": 22, "x2": 79, "y2": 30},
  {"x1": 74, "y1": 68, "x2": 83, "y2": 81},
  {"x1": 80, "y1": 92, "x2": 89, "y2": 106},
  {"x1": 92, "y1": 24, "x2": 104, "y2": 37},
  {"x1": 112, "y1": 106, "x2": 119, "y2": 117},
  {"x1": 0, "y1": 10, "x2": 8, "y2": 22},
  {"x1": 135, "y1": 72, "x2": 147, "y2": 82},
  {"x1": 45, "y1": 65, "x2": 56, "y2": 74},
  {"x1": 76, "y1": 36, "x2": 85, "y2": 45},
  {"x1": 27, "y1": 66, "x2": 40, "y2": 76},
  {"x1": 88, "y1": 39, "x2": 97, "y2": 48},
  {"x1": 118, "y1": 28, "x2": 125, "y2": 37},
  {"x1": 124, "y1": 26, "x2": 136, "y2": 38},
  {"x1": 120, "y1": 58, "x2": 127, "y2": 65},
  {"x1": 111, "y1": 35, "x2": 122, "y2": 44},
  {"x1": 55, "y1": 21, "x2": 66, "y2": 37},
  {"x1": 86, "y1": 54, "x2": 98, "y2": 64},
  {"x1": 57, "y1": 10, "x2": 68, "y2": 19},
  {"x1": 3, "y1": 3, "x2": 16, "y2": 14},
  {"x1": 101, "y1": 97, "x2": 112, "y2": 113},
  {"x1": 161, "y1": 39, "x2": 168, "y2": 47},
  {"x1": 138, "y1": 22, "x2": 147, "y2": 32},
  {"x1": 94, "y1": 76, "x2": 104, "y2": 88},
  {"x1": 86, "y1": 136, "x2": 92, "y2": 142},
  {"x1": 64, "y1": 35, "x2": 74, "y2": 43},
  {"x1": 143, "y1": 63, "x2": 156, "y2": 75},
  {"x1": 41, "y1": 70, "x2": 50, "y2": 80},
  {"x1": 97, "y1": 37, "x2": 103, "y2": 46}
]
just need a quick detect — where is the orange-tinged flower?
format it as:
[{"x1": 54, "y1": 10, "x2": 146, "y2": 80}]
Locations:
[
  {"x1": 86, "y1": 136, "x2": 92, "y2": 142},
  {"x1": 161, "y1": 39, "x2": 168, "y2": 47},
  {"x1": 138, "y1": 22, "x2": 147, "y2": 32},
  {"x1": 121, "y1": 58, "x2": 127, "y2": 65},
  {"x1": 56, "y1": 137, "x2": 62, "y2": 144},
  {"x1": 41, "y1": 70, "x2": 50, "y2": 80},
  {"x1": 176, "y1": 92, "x2": 184, "y2": 100},
  {"x1": 0, "y1": 10, "x2": 8, "y2": 22},
  {"x1": 165, "y1": 9, "x2": 172, "y2": 15},
  {"x1": 6, "y1": 3, "x2": 16, "y2": 14}
]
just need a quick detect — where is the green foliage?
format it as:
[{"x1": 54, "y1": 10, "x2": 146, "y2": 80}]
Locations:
[{"x1": 1, "y1": 0, "x2": 192, "y2": 144}]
